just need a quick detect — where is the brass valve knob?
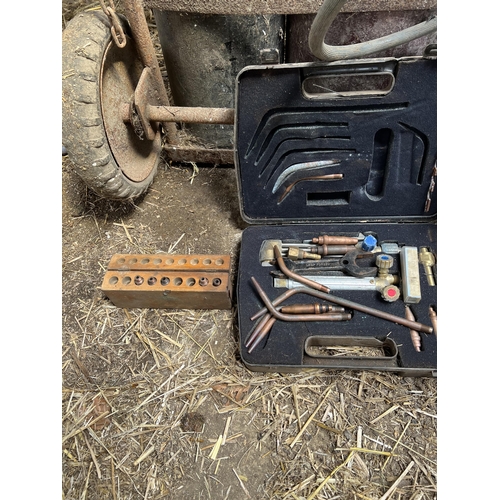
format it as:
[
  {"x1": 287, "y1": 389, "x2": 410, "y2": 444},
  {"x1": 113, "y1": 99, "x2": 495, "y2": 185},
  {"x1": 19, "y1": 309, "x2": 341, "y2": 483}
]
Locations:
[
  {"x1": 381, "y1": 285, "x2": 400, "y2": 302},
  {"x1": 376, "y1": 254, "x2": 393, "y2": 278}
]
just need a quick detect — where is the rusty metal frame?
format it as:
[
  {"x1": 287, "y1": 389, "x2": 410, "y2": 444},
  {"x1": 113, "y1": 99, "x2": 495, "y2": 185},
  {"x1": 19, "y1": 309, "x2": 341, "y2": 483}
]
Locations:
[
  {"x1": 142, "y1": 0, "x2": 436, "y2": 15},
  {"x1": 117, "y1": 0, "x2": 436, "y2": 165},
  {"x1": 121, "y1": 0, "x2": 179, "y2": 145},
  {"x1": 119, "y1": 0, "x2": 237, "y2": 163}
]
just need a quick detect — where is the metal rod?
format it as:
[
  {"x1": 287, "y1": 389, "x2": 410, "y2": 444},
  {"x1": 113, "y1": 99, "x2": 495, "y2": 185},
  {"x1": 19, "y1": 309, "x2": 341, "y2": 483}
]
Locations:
[
  {"x1": 163, "y1": 145, "x2": 234, "y2": 165},
  {"x1": 247, "y1": 303, "x2": 345, "y2": 352},
  {"x1": 274, "y1": 275, "x2": 385, "y2": 291},
  {"x1": 247, "y1": 316, "x2": 277, "y2": 353},
  {"x1": 312, "y1": 235, "x2": 359, "y2": 245},
  {"x1": 245, "y1": 312, "x2": 272, "y2": 348},
  {"x1": 147, "y1": 106, "x2": 234, "y2": 124},
  {"x1": 278, "y1": 173, "x2": 343, "y2": 203},
  {"x1": 251, "y1": 278, "x2": 351, "y2": 323},
  {"x1": 273, "y1": 245, "x2": 330, "y2": 293},
  {"x1": 250, "y1": 288, "x2": 305, "y2": 321},
  {"x1": 121, "y1": 0, "x2": 179, "y2": 144},
  {"x1": 309, "y1": 244, "x2": 356, "y2": 256},
  {"x1": 250, "y1": 277, "x2": 433, "y2": 334},
  {"x1": 281, "y1": 304, "x2": 343, "y2": 314}
]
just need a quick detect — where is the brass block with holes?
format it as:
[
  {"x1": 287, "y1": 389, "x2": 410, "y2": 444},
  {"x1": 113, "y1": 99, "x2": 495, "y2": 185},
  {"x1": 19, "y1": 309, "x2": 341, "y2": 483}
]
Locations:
[{"x1": 101, "y1": 254, "x2": 233, "y2": 310}]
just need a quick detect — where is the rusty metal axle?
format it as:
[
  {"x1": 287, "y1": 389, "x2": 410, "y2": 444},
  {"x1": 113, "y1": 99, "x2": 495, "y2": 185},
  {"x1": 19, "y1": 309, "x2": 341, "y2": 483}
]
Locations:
[{"x1": 122, "y1": 104, "x2": 235, "y2": 125}]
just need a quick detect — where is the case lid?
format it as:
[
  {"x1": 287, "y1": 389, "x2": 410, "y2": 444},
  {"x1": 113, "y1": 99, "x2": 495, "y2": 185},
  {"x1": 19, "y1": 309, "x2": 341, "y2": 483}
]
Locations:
[{"x1": 234, "y1": 56, "x2": 437, "y2": 224}]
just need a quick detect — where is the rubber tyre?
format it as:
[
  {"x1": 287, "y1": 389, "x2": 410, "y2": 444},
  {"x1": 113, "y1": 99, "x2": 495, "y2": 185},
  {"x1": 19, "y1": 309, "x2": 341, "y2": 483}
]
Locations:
[{"x1": 62, "y1": 11, "x2": 161, "y2": 200}]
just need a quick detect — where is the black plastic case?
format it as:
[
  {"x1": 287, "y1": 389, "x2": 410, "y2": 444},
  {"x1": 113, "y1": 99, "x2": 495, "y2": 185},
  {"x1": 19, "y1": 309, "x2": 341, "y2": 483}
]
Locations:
[{"x1": 234, "y1": 56, "x2": 437, "y2": 377}]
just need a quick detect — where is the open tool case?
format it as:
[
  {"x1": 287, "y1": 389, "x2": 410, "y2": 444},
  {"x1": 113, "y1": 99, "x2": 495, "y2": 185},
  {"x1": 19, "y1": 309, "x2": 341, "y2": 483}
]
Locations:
[{"x1": 234, "y1": 55, "x2": 437, "y2": 377}]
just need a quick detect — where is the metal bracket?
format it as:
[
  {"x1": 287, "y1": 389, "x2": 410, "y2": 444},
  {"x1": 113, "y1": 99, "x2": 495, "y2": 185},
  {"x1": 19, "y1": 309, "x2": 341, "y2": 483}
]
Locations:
[{"x1": 133, "y1": 67, "x2": 157, "y2": 141}]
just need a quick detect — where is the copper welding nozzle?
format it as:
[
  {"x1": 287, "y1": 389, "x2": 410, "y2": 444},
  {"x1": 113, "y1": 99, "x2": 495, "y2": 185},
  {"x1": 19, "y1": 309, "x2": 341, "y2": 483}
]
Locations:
[
  {"x1": 311, "y1": 235, "x2": 359, "y2": 246},
  {"x1": 429, "y1": 306, "x2": 437, "y2": 336},
  {"x1": 280, "y1": 304, "x2": 344, "y2": 314},
  {"x1": 250, "y1": 277, "x2": 433, "y2": 334},
  {"x1": 405, "y1": 305, "x2": 421, "y2": 352},
  {"x1": 247, "y1": 316, "x2": 277, "y2": 353},
  {"x1": 309, "y1": 244, "x2": 356, "y2": 256}
]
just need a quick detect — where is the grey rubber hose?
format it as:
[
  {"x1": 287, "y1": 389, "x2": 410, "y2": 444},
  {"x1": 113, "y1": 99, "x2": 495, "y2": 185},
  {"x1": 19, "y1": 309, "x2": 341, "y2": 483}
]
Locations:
[{"x1": 309, "y1": 0, "x2": 437, "y2": 61}]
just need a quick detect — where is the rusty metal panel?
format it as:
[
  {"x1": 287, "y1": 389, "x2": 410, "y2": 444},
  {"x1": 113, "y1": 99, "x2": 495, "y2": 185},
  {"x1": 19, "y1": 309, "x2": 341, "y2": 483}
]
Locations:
[
  {"x1": 101, "y1": 254, "x2": 233, "y2": 310},
  {"x1": 143, "y1": 0, "x2": 436, "y2": 15},
  {"x1": 154, "y1": 10, "x2": 284, "y2": 148}
]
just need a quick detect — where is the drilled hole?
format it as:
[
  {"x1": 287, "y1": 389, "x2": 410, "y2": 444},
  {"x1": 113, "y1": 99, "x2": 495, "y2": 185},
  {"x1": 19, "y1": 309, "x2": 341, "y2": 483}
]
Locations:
[
  {"x1": 153, "y1": 258, "x2": 162, "y2": 264},
  {"x1": 190, "y1": 258, "x2": 199, "y2": 265},
  {"x1": 178, "y1": 258, "x2": 187, "y2": 265},
  {"x1": 141, "y1": 258, "x2": 150, "y2": 264},
  {"x1": 186, "y1": 278, "x2": 195, "y2": 287},
  {"x1": 212, "y1": 278, "x2": 222, "y2": 287},
  {"x1": 203, "y1": 259, "x2": 212, "y2": 265},
  {"x1": 129, "y1": 258, "x2": 137, "y2": 264},
  {"x1": 148, "y1": 277, "x2": 157, "y2": 285},
  {"x1": 109, "y1": 276, "x2": 118, "y2": 285},
  {"x1": 165, "y1": 258, "x2": 174, "y2": 265},
  {"x1": 117, "y1": 258, "x2": 125, "y2": 264},
  {"x1": 161, "y1": 277, "x2": 170, "y2": 286},
  {"x1": 122, "y1": 276, "x2": 131, "y2": 285},
  {"x1": 174, "y1": 277, "x2": 183, "y2": 286},
  {"x1": 215, "y1": 259, "x2": 224, "y2": 265}
]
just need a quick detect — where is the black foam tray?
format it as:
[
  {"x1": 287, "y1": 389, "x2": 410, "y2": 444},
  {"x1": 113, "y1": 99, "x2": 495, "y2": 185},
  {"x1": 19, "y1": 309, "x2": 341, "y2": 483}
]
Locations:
[
  {"x1": 235, "y1": 57, "x2": 437, "y2": 224},
  {"x1": 234, "y1": 56, "x2": 437, "y2": 376}
]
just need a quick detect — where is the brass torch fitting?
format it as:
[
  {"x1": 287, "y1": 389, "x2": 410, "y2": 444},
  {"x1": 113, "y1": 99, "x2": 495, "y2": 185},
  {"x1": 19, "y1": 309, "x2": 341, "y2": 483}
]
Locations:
[
  {"x1": 287, "y1": 247, "x2": 321, "y2": 261},
  {"x1": 376, "y1": 254, "x2": 394, "y2": 278}
]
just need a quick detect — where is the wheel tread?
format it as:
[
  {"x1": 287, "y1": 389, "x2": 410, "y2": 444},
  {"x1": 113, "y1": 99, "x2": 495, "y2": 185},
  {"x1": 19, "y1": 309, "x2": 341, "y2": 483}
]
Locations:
[{"x1": 62, "y1": 11, "x2": 158, "y2": 200}]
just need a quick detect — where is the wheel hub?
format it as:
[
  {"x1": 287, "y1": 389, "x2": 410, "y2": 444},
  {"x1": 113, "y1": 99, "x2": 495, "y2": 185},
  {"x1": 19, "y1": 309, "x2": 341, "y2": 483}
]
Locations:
[{"x1": 100, "y1": 36, "x2": 162, "y2": 183}]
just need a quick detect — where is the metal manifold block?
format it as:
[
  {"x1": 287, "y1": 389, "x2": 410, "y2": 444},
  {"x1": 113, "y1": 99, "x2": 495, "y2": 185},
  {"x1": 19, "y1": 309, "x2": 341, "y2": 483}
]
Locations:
[{"x1": 101, "y1": 254, "x2": 233, "y2": 310}]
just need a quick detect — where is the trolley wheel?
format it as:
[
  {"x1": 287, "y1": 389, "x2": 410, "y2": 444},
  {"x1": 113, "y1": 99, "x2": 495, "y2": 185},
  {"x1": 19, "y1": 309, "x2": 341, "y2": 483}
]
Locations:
[{"x1": 62, "y1": 11, "x2": 162, "y2": 200}]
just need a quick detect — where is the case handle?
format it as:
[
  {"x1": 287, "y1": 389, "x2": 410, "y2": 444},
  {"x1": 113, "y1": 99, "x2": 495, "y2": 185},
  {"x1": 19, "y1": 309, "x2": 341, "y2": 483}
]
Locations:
[{"x1": 304, "y1": 335, "x2": 398, "y2": 368}]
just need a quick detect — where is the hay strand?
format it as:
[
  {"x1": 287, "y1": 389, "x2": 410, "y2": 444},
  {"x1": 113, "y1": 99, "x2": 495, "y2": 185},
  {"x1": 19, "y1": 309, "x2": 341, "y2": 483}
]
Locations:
[
  {"x1": 289, "y1": 386, "x2": 332, "y2": 448},
  {"x1": 379, "y1": 460, "x2": 415, "y2": 500}
]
